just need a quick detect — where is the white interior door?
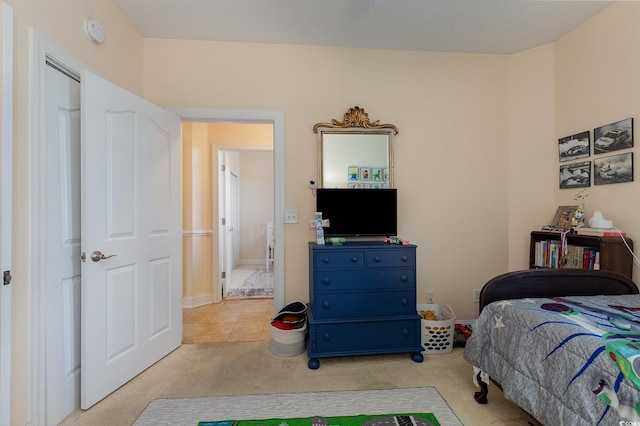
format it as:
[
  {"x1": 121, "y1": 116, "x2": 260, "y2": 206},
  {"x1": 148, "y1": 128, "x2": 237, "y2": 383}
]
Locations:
[
  {"x1": 45, "y1": 62, "x2": 81, "y2": 424},
  {"x1": 222, "y1": 155, "x2": 239, "y2": 295},
  {"x1": 223, "y1": 154, "x2": 231, "y2": 283},
  {"x1": 80, "y1": 70, "x2": 182, "y2": 409},
  {"x1": 230, "y1": 171, "x2": 240, "y2": 268}
]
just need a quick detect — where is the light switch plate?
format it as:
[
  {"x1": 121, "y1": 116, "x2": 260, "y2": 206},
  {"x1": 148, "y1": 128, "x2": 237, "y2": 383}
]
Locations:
[{"x1": 284, "y1": 209, "x2": 299, "y2": 224}]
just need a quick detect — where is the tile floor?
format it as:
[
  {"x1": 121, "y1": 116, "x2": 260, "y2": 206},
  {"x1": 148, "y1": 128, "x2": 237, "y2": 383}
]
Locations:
[{"x1": 183, "y1": 298, "x2": 275, "y2": 343}]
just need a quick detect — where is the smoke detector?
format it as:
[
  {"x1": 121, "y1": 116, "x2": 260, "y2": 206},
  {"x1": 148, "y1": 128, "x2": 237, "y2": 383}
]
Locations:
[{"x1": 84, "y1": 19, "x2": 105, "y2": 44}]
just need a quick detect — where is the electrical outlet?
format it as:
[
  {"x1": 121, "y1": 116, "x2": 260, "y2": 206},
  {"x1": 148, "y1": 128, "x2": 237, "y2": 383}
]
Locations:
[
  {"x1": 284, "y1": 209, "x2": 299, "y2": 224},
  {"x1": 473, "y1": 289, "x2": 481, "y2": 303},
  {"x1": 426, "y1": 291, "x2": 434, "y2": 304}
]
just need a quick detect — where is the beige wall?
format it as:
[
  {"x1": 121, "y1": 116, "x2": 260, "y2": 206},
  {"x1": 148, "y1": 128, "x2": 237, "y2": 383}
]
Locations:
[
  {"x1": 146, "y1": 3, "x2": 640, "y2": 322},
  {"x1": 238, "y1": 151, "x2": 274, "y2": 263},
  {"x1": 144, "y1": 39, "x2": 513, "y2": 319},
  {"x1": 8, "y1": 1, "x2": 143, "y2": 423},
  {"x1": 507, "y1": 44, "x2": 557, "y2": 270},
  {"x1": 182, "y1": 122, "x2": 213, "y2": 304},
  {"x1": 554, "y1": 2, "x2": 640, "y2": 273}
]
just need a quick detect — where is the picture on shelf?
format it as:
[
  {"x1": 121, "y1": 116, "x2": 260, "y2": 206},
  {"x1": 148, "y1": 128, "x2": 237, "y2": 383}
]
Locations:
[
  {"x1": 593, "y1": 152, "x2": 633, "y2": 185},
  {"x1": 551, "y1": 205, "x2": 578, "y2": 229},
  {"x1": 559, "y1": 161, "x2": 590, "y2": 189},
  {"x1": 348, "y1": 166, "x2": 359, "y2": 181},
  {"x1": 558, "y1": 131, "x2": 590, "y2": 162},
  {"x1": 593, "y1": 117, "x2": 634, "y2": 154},
  {"x1": 360, "y1": 167, "x2": 371, "y2": 181}
]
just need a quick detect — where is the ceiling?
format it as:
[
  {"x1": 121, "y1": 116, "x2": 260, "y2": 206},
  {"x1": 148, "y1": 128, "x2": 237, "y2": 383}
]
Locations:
[{"x1": 112, "y1": 0, "x2": 612, "y2": 55}]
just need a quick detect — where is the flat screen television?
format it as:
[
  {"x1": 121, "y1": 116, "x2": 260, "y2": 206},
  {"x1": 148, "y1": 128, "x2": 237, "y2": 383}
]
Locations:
[{"x1": 315, "y1": 188, "x2": 397, "y2": 237}]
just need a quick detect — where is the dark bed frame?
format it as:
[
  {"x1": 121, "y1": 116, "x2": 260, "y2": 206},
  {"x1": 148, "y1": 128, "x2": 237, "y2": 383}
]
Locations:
[{"x1": 473, "y1": 268, "x2": 639, "y2": 404}]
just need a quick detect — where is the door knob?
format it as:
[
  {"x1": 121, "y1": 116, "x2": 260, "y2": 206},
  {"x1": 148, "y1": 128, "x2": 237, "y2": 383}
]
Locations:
[{"x1": 90, "y1": 250, "x2": 117, "y2": 262}]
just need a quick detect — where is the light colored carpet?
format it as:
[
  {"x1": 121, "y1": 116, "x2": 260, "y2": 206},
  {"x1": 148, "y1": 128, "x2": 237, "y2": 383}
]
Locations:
[
  {"x1": 59, "y1": 344, "x2": 539, "y2": 426},
  {"x1": 134, "y1": 388, "x2": 461, "y2": 426}
]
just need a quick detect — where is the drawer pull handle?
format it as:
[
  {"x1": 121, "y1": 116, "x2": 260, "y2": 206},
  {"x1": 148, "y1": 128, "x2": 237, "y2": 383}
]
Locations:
[
  {"x1": 400, "y1": 298, "x2": 408, "y2": 305},
  {"x1": 323, "y1": 332, "x2": 332, "y2": 341},
  {"x1": 351, "y1": 257, "x2": 358, "y2": 263},
  {"x1": 373, "y1": 256, "x2": 381, "y2": 263},
  {"x1": 322, "y1": 257, "x2": 330, "y2": 264},
  {"x1": 401, "y1": 256, "x2": 408, "y2": 262},
  {"x1": 400, "y1": 275, "x2": 408, "y2": 282},
  {"x1": 402, "y1": 328, "x2": 409, "y2": 336},
  {"x1": 323, "y1": 301, "x2": 331, "y2": 309},
  {"x1": 322, "y1": 277, "x2": 330, "y2": 285}
]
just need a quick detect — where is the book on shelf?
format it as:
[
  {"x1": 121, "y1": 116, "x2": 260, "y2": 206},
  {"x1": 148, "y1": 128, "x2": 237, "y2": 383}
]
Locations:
[
  {"x1": 574, "y1": 227, "x2": 626, "y2": 237},
  {"x1": 533, "y1": 239, "x2": 600, "y2": 270}
]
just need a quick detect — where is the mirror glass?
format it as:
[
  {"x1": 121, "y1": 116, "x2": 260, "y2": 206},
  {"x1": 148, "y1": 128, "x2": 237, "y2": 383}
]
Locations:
[{"x1": 314, "y1": 107, "x2": 398, "y2": 188}]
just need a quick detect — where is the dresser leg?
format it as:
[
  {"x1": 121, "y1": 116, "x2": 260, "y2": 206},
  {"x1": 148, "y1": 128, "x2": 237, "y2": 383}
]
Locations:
[
  {"x1": 411, "y1": 352, "x2": 424, "y2": 363},
  {"x1": 308, "y1": 358, "x2": 320, "y2": 369}
]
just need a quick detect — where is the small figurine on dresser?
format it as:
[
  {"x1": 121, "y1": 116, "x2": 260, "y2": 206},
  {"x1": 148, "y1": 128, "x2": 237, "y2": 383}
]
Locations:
[
  {"x1": 310, "y1": 212, "x2": 330, "y2": 244},
  {"x1": 571, "y1": 188, "x2": 588, "y2": 228}
]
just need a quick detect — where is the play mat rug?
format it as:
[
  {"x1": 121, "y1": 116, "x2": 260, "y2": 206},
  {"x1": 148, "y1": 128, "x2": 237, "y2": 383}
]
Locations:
[{"x1": 198, "y1": 413, "x2": 438, "y2": 426}]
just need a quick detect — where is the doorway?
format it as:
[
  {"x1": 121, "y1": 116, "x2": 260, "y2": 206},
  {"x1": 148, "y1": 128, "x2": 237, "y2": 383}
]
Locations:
[
  {"x1": 174, "y1": 110, "x2": 285, "y2": 313},
  {"x1": 219, "y1": 148, "x2": 275, "y2": 300}
]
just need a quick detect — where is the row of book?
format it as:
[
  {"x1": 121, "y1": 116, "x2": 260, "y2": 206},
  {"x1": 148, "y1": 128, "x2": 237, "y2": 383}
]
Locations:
[{"x1": 532, "y1": 239, "x2": 600, "y2": 270}]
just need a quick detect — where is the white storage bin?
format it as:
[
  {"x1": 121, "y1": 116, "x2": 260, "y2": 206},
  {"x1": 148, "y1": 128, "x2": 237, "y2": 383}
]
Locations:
[
  {"x1": 270, "y1": 323, "x2": 307, "y2": 357},
  {"x1": 417, "y1": 304, "x2": 456, "y2": 354}
]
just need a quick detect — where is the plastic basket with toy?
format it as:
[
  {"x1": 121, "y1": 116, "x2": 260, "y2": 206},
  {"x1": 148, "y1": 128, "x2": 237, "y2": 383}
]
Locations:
[{"x1": 417, "y1": 304, "x2": 456, "y2": 354}]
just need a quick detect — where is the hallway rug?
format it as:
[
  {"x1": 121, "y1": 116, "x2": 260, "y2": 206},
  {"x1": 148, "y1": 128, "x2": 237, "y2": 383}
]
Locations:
[
  {"x1": 227, "y1": 268, "x2": 273, "y2": 298},
  {"x1": 134, "y1": 387, "x2": 462, "y2": 426}
]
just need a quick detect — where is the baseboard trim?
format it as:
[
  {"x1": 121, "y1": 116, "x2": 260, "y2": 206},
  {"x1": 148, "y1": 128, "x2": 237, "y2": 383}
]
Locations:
[{"x1": 182, "y1": 294, "x2": 213, "y2": 308}]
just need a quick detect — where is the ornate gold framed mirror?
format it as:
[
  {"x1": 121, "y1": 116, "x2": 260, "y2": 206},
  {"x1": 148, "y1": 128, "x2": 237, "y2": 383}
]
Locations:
[{"x1": 313, "y1": 106, "x2": 399, "y2": 188}]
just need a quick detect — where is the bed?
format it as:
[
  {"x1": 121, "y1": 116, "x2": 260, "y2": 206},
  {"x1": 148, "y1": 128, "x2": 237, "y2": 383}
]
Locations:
[{"x1": 463, "y1": 269, "x2": 640, "y2": 425}]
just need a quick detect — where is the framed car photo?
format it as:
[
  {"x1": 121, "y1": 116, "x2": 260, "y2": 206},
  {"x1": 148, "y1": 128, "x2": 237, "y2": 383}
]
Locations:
[
  {"x1": 559, "y1": 161, "x2": 591, "y2": 189},
  {"x1": 593, "y1": 152, "x2": 634, "y2": 185},
  {"x1": 593, "y1": 118, "x2": 634, "y2": 154},
  {"x1": 558, "y1": 131, "x2": 590, "y2": 162}
]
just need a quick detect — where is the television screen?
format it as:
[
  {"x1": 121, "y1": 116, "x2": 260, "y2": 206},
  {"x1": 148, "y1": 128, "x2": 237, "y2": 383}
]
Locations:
[{"x1": 315, "y1": 188, "x2": 397, "y2": 237}]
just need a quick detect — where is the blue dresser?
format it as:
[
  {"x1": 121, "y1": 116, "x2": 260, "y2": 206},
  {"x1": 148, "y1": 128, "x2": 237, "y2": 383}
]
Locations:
[{"x1": 306, "y1": 242, "x2": 424, "y2": 369}]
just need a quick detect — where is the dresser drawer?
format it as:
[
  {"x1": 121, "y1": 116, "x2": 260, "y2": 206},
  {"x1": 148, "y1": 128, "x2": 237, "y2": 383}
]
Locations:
[
  {"x1": 313, "y1": 268, "x2": 415, "y2": 292},
  {"x1": 313, "y1": 250, "x2": 365, "y2": 270},
  {"x1": 307, "y1": 318, "x2": 420, "y2": 355},
  {"x1": 311, "y1": 289, "x2": 416, "y2": 319},
  {"x1": 366, "y1": 248, "x2": 415, "y2": 268}
]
